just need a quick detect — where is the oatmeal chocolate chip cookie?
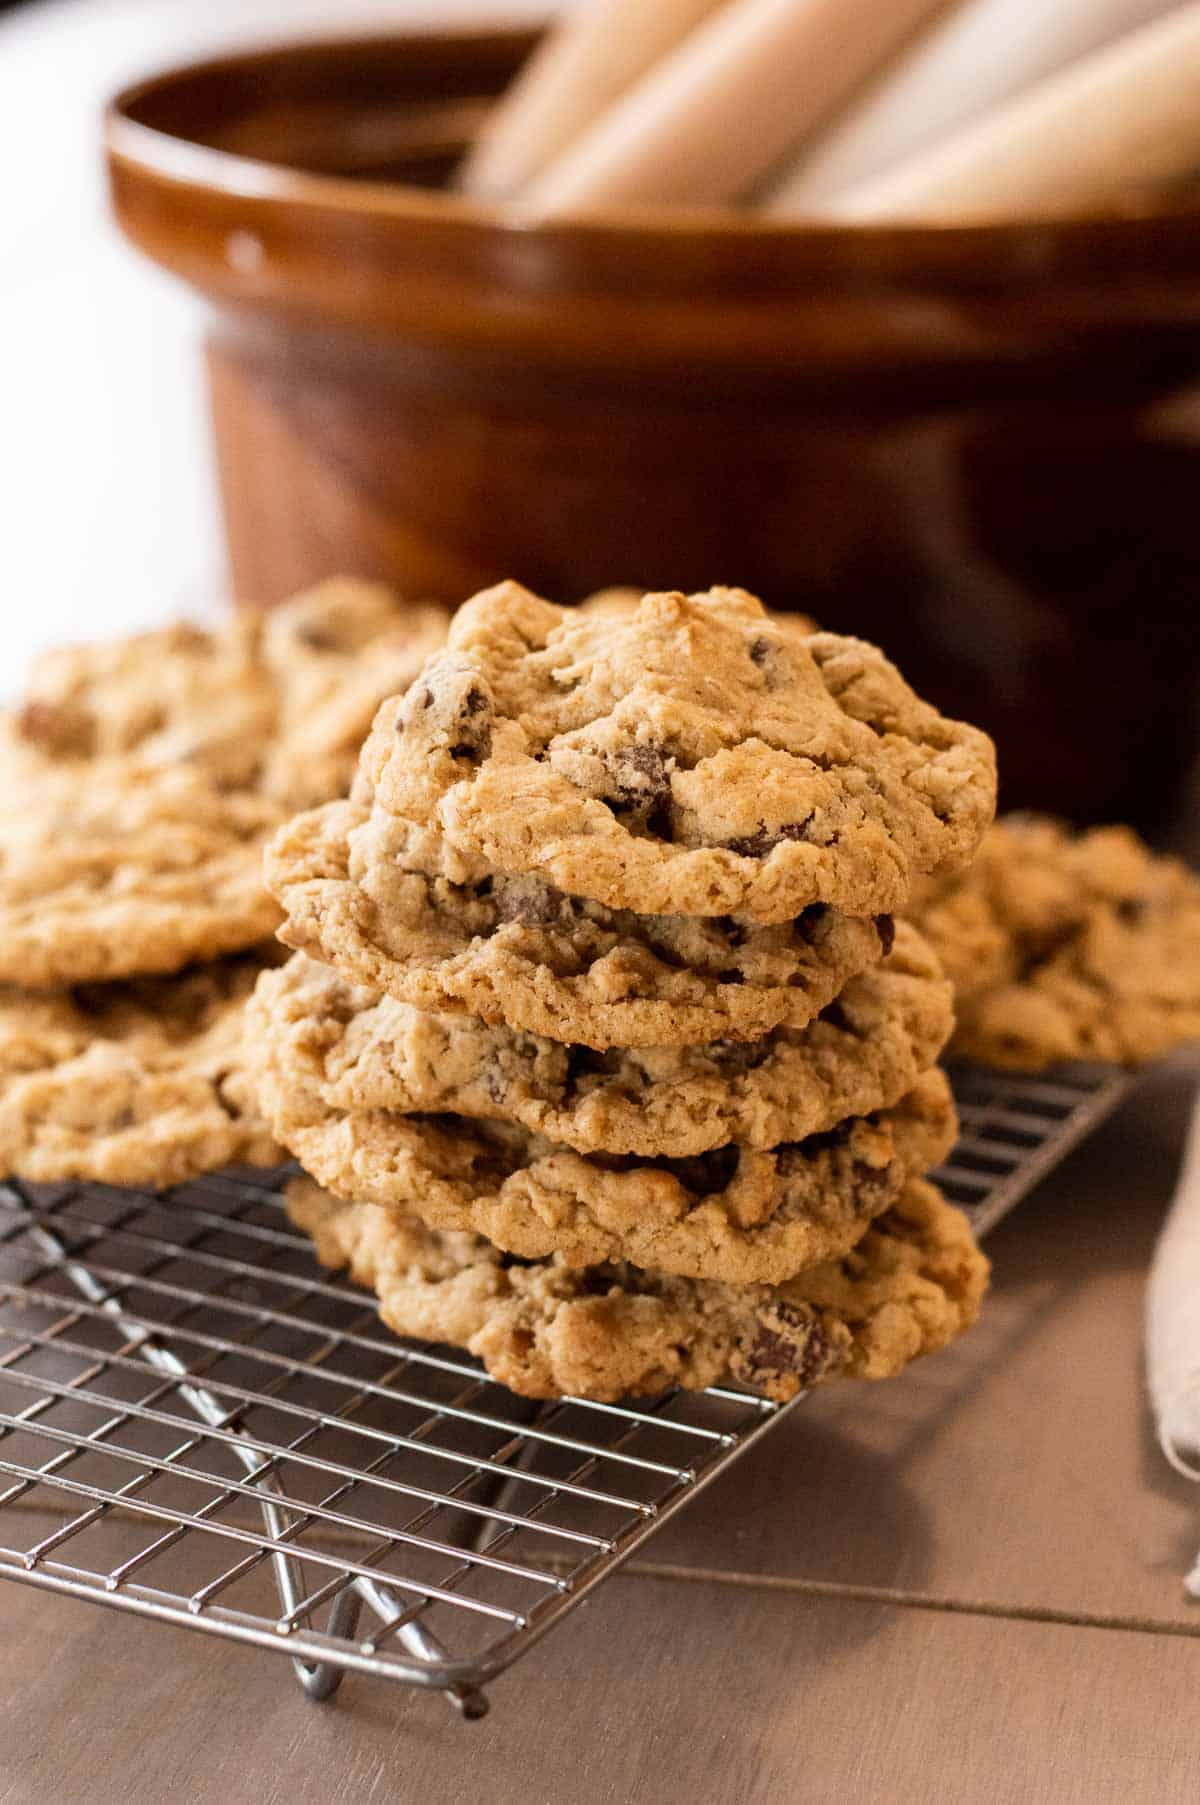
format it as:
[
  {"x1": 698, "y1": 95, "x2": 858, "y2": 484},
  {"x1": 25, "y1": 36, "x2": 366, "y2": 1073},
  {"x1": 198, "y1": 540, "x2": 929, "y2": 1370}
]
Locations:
[
  {"x1": 359, "y1": 582, "x2": 995, "y2": 925},
  {"x1": 249, "y1": 922, "x2": 952, "y2": 1158},
  {"x1": 288, "y1": 1174, "x2": 987, "y2": 1403},
  {"x1": 262, "y1": 1066, "x2": 955, "y2": 1285},
  {"x1": 258, "y1": 582, "x2": 450, "y2": 810},
  {"x1": 9, "y1": 579, "x2": 448, "y2": 808},
  {"x1": 0, "y1": 953, "x2": 280, "y2": 1187},
  {"x1": 0, "y1": 762, "x2": 284, "y2": 987},
  {"x1": 911, "y1": 815, "x2": 1200, "y2": 1071},
  {"x1": 10, "y1": 616, "x2": 272, "y2": 789},
  {"x1": 265, "y1": 802, "x2": 890, "y2": 1049}
]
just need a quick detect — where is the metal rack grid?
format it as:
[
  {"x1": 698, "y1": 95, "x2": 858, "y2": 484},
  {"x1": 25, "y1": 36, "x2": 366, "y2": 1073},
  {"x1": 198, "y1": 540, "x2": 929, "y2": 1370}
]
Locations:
[
  {"x1": 0, "y1": 1059, "x2": 1135, "y2": 1718},
  {"x1": 929, "y1": 1059, "x2": 1135, "y2": 1235}
]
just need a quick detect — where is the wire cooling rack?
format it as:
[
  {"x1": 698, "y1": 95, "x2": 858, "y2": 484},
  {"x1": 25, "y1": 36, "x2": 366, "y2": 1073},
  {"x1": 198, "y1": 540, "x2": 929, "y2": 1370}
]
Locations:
[
  {"x1": 929, "y1": 1059, "x2": 1135, "y2": 1235},
  {"x1": 0, "y1": 1060, "x2": 1134, "y2": 1718}
]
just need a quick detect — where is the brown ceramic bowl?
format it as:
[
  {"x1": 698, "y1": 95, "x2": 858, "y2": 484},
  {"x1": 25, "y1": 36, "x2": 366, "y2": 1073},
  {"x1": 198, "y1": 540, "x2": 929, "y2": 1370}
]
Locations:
[{"x1": 107, "y1": 28, "x2": 1200, "y2": 831}]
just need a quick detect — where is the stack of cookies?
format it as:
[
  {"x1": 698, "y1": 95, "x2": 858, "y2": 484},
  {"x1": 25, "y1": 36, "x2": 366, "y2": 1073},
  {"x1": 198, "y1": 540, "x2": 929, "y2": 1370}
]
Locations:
[
  {"x1": 253, "y1": 583, "x2": 996, "y2": 1403},
  {"x1": 0, "y1": 581, "x2": 447, "y2": 1188}
]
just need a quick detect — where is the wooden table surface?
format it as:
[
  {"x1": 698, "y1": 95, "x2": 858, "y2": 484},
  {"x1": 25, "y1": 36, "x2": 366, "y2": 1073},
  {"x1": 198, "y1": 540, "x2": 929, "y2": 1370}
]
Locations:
[
  {"x1": 6, "y1": 5, "x2": 1198, "y2": 1798},
  {"x1": 3, "y1": 1056, "x2": 1199, "y2": 1804}
]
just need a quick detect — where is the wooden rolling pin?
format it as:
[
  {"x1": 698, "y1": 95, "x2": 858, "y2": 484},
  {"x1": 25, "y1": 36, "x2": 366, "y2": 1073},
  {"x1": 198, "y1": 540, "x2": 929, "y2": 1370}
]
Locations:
[
  {"x1": 815, "y1": 1, "x2": 1200, "y2": 224},
  {"x1": 458, "y1": 0, "x2": 727, "y2": 200},
  {"x1": 766, "y1": 0, "x2": 1179, "y2": 212},
  {"x1": 523, "y1": 0, "x2": 957, "y2": 213}
]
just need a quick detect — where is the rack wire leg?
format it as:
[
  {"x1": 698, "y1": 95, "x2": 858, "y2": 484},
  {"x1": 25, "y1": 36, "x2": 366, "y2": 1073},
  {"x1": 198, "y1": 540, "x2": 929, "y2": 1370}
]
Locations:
[{"x1": 293, "y1": 1588, "x2": 363, "y2": 1701}]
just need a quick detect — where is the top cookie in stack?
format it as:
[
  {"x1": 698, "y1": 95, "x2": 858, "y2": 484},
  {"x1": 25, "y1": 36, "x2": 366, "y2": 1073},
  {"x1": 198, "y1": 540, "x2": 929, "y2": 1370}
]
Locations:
[
  {"x1": 263, "y1": 583, "x2": 994, "y2": 1045},
  {"x1": 257, "y1": 583, "x2": 996, "y2": 1402},
  {"x1": 0, "y1": 579, "x2": 449, "y2": 1186},
  {"x1": 378, "y1": 582, "x2": 995, "y2": 920}
]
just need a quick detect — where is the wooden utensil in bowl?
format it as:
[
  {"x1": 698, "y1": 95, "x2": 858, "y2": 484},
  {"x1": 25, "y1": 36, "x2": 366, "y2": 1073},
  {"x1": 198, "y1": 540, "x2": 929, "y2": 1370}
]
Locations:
[{"x1": 107, "y1": 26, "x2": 1200, "y2": 833}]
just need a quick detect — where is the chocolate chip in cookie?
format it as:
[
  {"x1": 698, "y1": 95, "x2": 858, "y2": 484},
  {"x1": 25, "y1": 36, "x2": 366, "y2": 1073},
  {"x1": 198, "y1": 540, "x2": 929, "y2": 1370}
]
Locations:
[
  {"x1": 401, "y1": 659, "x2": 494, "y2": 765},
  {"x1": 731, "y1": 1303, "x2": 835, "y2": 1391},
  {"x1": 725, "y1": 817, "x2": 816, "y2": 860},
  {"x1": 493, "y1": 875, "x2": 569, "y2": 927},
  {"x1": 599, "y1": 743, "x2": 675, "y2": 838}
]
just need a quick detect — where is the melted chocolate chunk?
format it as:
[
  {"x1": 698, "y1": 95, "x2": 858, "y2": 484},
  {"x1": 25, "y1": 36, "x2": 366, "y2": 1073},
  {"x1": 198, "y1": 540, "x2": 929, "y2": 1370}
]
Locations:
[
  {"x1": 725, "y1": 817, "x2": 815, "y2": 860},
  {"x1": 609, "y1": 743, "x2": 669, "y2": 796},
  {"x1": 874, "y1": 914, "x2": 895, "y2": 957},
  {"x1": 736, "y1": 1304, "x2": 833, "y2": 1388},
  {"x1": 493, "y1": 877, "x2": 569, "y2": 927},
  {"x1": 448, "y1": 684, "x2": 493, "y2": 761},
  {"x1": 602, "y1": 744, "x2": 674, "y2": 837},
  {"x1": 775, "y1": 1123, "x2": 900, "y2": 1207}
]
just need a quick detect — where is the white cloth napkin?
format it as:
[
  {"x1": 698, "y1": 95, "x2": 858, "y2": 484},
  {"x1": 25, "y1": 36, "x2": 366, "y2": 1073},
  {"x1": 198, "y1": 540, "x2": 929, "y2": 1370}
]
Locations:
[{"x1": 1146, "y1": 1084, "x2": 1200, "y2": 1594}]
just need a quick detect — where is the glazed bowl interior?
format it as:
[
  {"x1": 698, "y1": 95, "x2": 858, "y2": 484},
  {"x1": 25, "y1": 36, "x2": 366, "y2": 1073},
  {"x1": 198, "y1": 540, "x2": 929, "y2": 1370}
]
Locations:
[{"x1": 112, "y1": 29, "x2": 526, "y2": 191}]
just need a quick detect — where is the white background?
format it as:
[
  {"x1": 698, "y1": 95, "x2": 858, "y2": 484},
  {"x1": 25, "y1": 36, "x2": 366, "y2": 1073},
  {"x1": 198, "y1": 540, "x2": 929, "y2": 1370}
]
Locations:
[{"x1": 0, "y1": 0, "x2": 554, "y2": 674}]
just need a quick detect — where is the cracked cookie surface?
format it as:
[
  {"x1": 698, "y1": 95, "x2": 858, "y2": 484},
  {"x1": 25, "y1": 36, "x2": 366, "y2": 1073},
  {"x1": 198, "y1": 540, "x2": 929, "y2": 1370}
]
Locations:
[
  {"x1": 288, "y1": 1174, "x2": 987, "y2": 1402},
  {"x1": 359, "y1": 582, "x2": 996, "y2": 925},
  {"x1": 0, "y1": 952, "x2": 280, "y2": 1186},
  {"x1": 260, "y1": 1067, "x2": 956, "y2": 1285},
  {"x1": 249, "y1": 921, "x2": 952, "y2": 1157},
  {"x1": 265, "y1": 801, "x2": 890, "y2": 1049},
  {"x1": 911, "y1": 815, "x2": 1200, "y2": 1071}
]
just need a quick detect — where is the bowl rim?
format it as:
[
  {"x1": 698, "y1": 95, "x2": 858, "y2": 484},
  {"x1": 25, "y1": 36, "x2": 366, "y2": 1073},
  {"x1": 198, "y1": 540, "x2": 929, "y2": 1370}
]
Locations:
[{"x1": 105, "y1": 23, "x2": 1200, "y2": 256}]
